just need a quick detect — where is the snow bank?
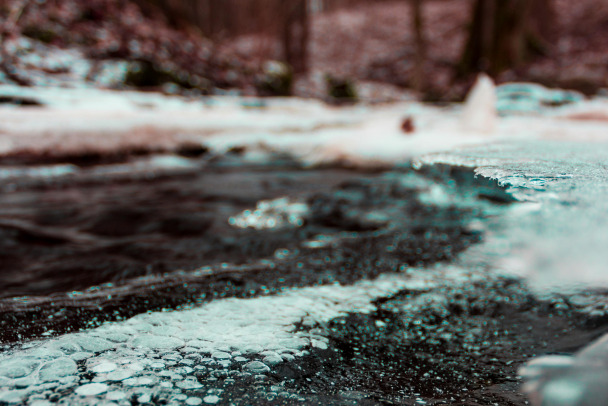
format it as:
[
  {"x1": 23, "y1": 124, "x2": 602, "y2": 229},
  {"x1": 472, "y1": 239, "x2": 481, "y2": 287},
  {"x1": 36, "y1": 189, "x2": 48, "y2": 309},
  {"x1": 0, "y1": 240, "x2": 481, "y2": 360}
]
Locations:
[
  {"x1": 0, "y1": 81, "x2": 497, "y2": 166},
  {"x1": 3, "y1": 80, "x2": 607, "y2": 167},
  {"x1": 415, "y1": 140, "x2": 608, "y2": 290}
]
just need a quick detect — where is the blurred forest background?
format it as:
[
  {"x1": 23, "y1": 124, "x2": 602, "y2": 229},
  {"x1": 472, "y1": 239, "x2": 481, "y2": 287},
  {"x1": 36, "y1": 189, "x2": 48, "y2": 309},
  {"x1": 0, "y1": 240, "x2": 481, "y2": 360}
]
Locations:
[{"x1": 1, "y1": 0, "x2": 607, "y2": 101}]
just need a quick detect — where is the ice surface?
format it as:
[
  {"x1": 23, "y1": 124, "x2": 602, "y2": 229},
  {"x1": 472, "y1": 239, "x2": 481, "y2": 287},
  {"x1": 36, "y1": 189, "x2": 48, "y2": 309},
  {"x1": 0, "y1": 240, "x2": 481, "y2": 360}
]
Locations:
[
  {"x1": 415, "y1": 138, "x2": 608, "y2": 406},
  {"x1": 0, "y1": 270, "x2": 449, "y2": 404},
  {"x1": 3, "y1": 84, "x2": 608, "y2": 405},
  {"x1": 417, "y1": 140, "x2": 608, "y2": 290},
  {"x1": 262, "y1": 354, "x2": 283, "y2": 366}
]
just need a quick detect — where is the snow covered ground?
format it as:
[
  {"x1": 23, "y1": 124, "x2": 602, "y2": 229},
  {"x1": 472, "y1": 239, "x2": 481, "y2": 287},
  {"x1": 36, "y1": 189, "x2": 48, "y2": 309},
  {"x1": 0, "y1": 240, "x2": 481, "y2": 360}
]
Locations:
[{"x1": 2, "y1": 79, "x2": 608, "y2": 405}]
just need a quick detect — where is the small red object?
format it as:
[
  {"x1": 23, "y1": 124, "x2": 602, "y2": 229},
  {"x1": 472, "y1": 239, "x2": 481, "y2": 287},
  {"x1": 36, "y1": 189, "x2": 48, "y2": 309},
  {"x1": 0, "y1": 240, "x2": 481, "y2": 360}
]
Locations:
[{"x1": 401, "y1": 117, "x2": 415, "y2": 134}]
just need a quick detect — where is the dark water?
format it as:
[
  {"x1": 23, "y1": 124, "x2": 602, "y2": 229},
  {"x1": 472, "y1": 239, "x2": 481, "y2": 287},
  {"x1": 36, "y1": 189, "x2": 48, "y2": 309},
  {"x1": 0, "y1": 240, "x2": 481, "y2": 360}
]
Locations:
[{"x1": 0, "y1": 154, "x2": 480, "y2": 342}]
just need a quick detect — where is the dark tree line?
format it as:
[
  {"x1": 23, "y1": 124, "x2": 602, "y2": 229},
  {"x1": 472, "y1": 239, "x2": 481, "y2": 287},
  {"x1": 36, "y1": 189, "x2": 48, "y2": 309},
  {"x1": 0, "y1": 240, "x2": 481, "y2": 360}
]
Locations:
[
  {"x1": 138, "y1": 0, "x2": 309, "y2": 74},
  {"x1": 1, "y1": 0, "x2": 557, "y2": 93},
  {"x1": 144, "y1": 0, "x2": 554, "y2": 84},
  {"x1": 459, "y1": 0, "x2": 554, "y2": 76}
]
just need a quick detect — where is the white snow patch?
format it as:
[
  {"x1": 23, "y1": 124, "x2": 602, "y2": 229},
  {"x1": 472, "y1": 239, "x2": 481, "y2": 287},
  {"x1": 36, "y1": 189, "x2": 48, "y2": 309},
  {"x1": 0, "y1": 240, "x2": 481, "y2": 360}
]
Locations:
[
  {"x1": 228, "y1": 197, "x2": 308, "y2": 230},
  {"x1": 461, "y1": 74, "x2": 497, "y2": 134},
  {"x1": 3, "y1": 83, "x2": 608, "y2": 171}
]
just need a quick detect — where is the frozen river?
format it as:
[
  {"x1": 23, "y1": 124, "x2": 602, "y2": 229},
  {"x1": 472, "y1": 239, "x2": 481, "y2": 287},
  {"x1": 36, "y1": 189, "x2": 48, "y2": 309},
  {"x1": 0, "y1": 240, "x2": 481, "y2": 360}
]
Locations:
[{"x1": 1, "y1": 83, "x2": 608, "y2": 405}]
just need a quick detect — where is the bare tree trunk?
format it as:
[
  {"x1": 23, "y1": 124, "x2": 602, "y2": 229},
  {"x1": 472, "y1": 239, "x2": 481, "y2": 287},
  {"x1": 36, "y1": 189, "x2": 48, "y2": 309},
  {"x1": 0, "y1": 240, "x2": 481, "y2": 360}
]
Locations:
[
  {"x1": 410, "y1": 0, "x2": 426, "y2": 93},
  {"x1": 459, "y1": 0, "x2": 554, "y2": 76},
  {"x1": 281, "y1": 0, "x2": 309, "y2": 74}
]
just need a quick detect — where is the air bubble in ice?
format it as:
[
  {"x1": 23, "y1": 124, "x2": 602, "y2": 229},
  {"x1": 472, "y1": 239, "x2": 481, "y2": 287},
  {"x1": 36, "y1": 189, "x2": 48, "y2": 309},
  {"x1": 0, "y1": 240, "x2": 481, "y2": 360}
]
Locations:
[
  {"x1": 242, "y1": 344, "x2": 263, "y2": 354},
  {"x1": 263, "y1": 354, "x2": 283, "y2": 366},
  {"x1": 91, "y1": 362, "x2": 117, "y2": 373},
  {"x1": 203, "y1": 395, "x2": 220, "y2": 404},
  {"x1": 39, "y1": 358, "x2": 78, "y2": 382},
  {"x1": 0, "y1": 390, "x2": 26, "y2": 404},
  {"x1": 74, "y1": 336, "x2": 113, "y2": 353},
  {"x1": 176, "y1": 378, "x2": 203, "y2": 390},
  {"x1": 243, "y1": 361, "x2": 270, "y2": 374},
  {"x1": 228, "y1": 198, "x2": 308, "y2": 230},
  {"x1": 174, "y1": 366, "x2": 194, "y2": 375},
  {"x1": 106, "y1": 391, "x2": 127, "y2": 401},
  {"x1": 127, "y1": 363, "x2": 144, "y2": 371},
  {"x1": 184, "y1": 354, "x2": 203, "y2": 363},
  {"x1": 162, "y1": 352, "x2": 183, "y2": 361},
  {"x1": 105, "y1": 369, "x2": 135, "y2": 381},
  {"x1": 75, "y1": 383, "x2": 108, "y2": 396},
  {"x1": 186, "y1": 397, "x2": 203, "y2": 405},
  {"x1": 55, "y1": 341, "x2": 81, "y2": 355},
  {"x1": 1, "y1": 363, "x2": 32, "y2": 379},
  {"x1": 281, "y1": 353, "x2": 295, "y2": 362}
]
